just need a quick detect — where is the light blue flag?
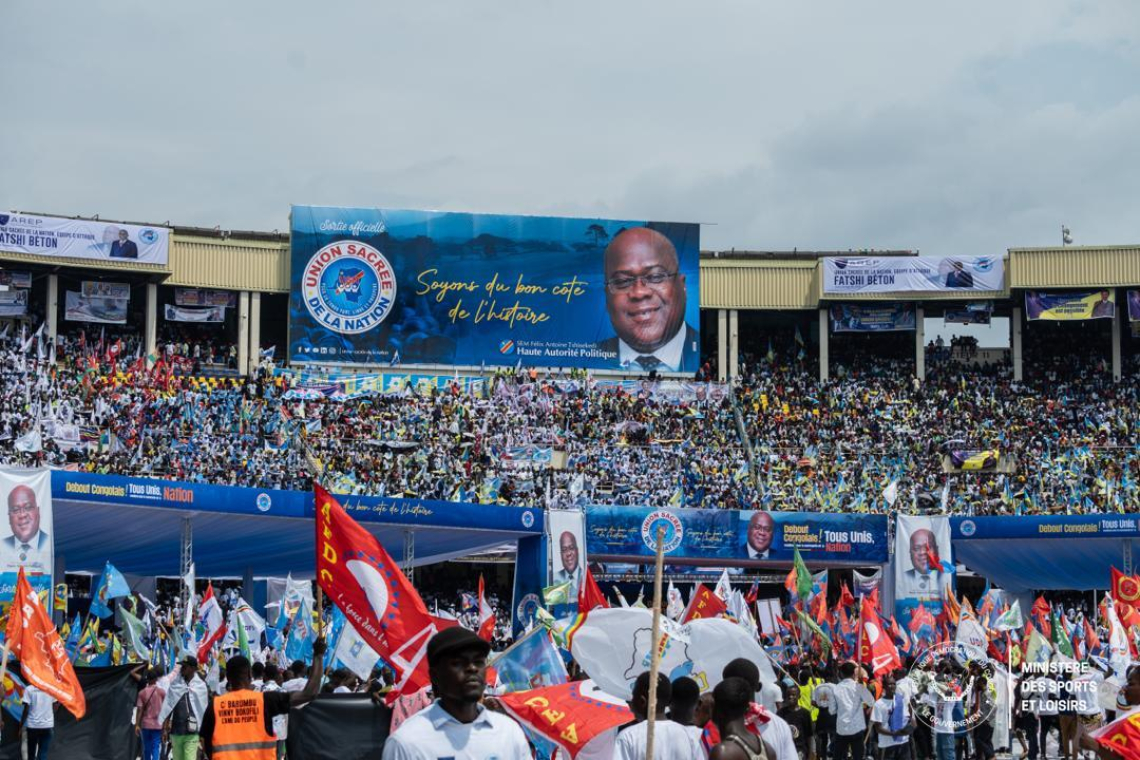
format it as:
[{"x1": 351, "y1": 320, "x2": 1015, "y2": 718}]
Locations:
[
  {"x1": 284, "y1": 602, "x2": 315, "y2": 665},
  {"x1": 324, "y1": 606, "x2": 346, "y2": 670},
  {"x1": 488, "y1": 628, "x2": 568, "y2": 693}
]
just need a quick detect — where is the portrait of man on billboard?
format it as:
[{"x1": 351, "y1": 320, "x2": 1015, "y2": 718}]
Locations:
[
  {"x1": 899, "y1": 526, "x2": 950, "y2": 599},
  {"x1": 743, "y1": 511, "x2": 776, "y2": 561},
  {"x1": 1092, "y1": 290, "x2": 1115, "y2": 319},
  {"x1": 1, "y1": 484, "x2": 50, "y2": 574},
  {"x1": 944, "y1": 260, "x2": 974, "y2": 288},
  {"x1": 109, "y1": 228, "x2": 138, "y2": 259},
  {"x1": 553, "y1": 530, "x2": 582, "y2": 596},
  {"x1": 598, "y1": 227, "x2": 698, "y2": 373}
]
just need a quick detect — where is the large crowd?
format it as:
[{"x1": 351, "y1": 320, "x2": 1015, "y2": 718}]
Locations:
[{"x1": 0, "y1": 322, "x2": 1137, "y2": 515}]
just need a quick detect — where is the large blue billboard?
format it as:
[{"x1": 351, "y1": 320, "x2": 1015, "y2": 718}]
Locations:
[
  {"x1": 288, "y1": 207, "x2": 701, "y2": 372},
  {"x1": 584, "y1": 506, "x2": 888, "y2": 565}
]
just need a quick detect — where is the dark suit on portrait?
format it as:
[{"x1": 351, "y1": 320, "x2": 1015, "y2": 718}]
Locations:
[
  {"x1": 596, "y1": 324, "x2": 700, "y2": 373},
  {"x1": 110, "y1": 239, "x2": 139, "y2": 259},
  {"x1": 2, "y1": 530, "x2": 51, "y2": 573}
]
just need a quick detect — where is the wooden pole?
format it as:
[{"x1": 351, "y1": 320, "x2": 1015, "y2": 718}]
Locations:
[
  {"x1": 645, "y1": 524, "x2": 666, "y2": 760},
  {"x1": 315, "y1": 583, "x2": 325, "y2": 640}
]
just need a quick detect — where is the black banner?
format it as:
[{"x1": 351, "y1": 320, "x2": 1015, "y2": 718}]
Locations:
[
  {"x1": 0, "y1": 665, "x2": 139, "y2": 760},
  {"x1": 286, "y1": 694, "x2": 391, "y2": 759}
]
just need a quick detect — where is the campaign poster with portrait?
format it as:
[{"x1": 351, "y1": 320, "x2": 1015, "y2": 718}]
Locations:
[
  {"x1": 65, "y1": 291, "x2": 128, "y2": 324},
  {"x1": 0, "y1": 469, "x2": 53, "y2": 608},
  {"x1": 830, "y1": 303, "x2": 917, "y2": 332},
  {"x1": 548, "y1": 510, "x2": 586, "y2": 599},
  {"x1": 823, "y1": 256, "x2": 1004, "y2": 294},
  {"x1": 1024, "y1": 290, "x2": 1117, "y2": 321},
  {"x1": 0, "y1": 212, "x2": 169, "y2": 266},
  {"x1": 894, "y1": 514, "x2": 954, "y2": 634},
  {"x1": 1127, "y1": 290, "x2": 1139, "y2": 322},
  {"x1": 288, "y1": 206, "x2": 700, "y2": 372},
  {"x1": 584, "y1": 507, "x2": 889, "y2": 565}
]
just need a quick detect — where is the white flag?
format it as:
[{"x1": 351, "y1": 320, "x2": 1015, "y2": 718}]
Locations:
[
  {"x1": 334, "y1": 620, "x2": 381, "y2": 681},
  {"x1": 714, "y1": 569, "x2": 732, "y2": 601},
  {"x1": 882, "y1": 480, "x2": 899, "y2": 507},
  {"x1": 666, "y1": 582, "x2": 684, "y2": 621},
  {"x1": 14, "y1": 428, "x2": 42, "y2": 453}
]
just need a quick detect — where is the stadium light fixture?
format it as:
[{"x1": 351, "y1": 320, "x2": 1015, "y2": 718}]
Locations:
[{"x1": 1061, "y1": 225, "x2": 1072, "y2": 246}]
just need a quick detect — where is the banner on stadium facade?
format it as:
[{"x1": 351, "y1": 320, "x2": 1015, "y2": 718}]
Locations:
[
  {"x1": 0, "y1": 271, "x2": 32, "y2": 288},
  {"x1": 51, "y1": 471, "x2": 544, "y2": 534},
  {"x1": 830, "y1": 303, "x2": 916, "y2": 332},
  {"x1": 584, "y1": 507, "x2": 889, "y2": 565},
  {"x1": 1025, "y1": 290, "x2": 1117, "y2": 321},
  {"x1": 0, "y1": 290, "x2": 28, "y2": 317},
  {"x1": 853, "y1": 568, "x2": 883, "y2": 598},
  {"x1": 822, "y1": 256, "x2": 1004, "y2": 294},
  {"x1": 164, "y1": 304, "x2": 226, "y2": 323},
  {"x1": 174, "y1": 288, "x2": 237, "y2": 308},
  {"x1": 950, "y1": 514, "x2": 1140, "y2": 540},
  {"x1": 1128, "y1": 290, "x2": 1140, "y2": 322},
  {"x1": 64, "y1": 291, "x2": 128, "y2": 324},
  {"x1": 288, "y1": 206, "x2": 700, "y2": 372},
  {"x1": 944, "y1": 448, "x2": 1002, "y2": 473},
  {"x1": 943, "y1": 310, "x2": 991, "y2": 325},
  {"x1": 511, "y1": 535, "x2": 546, "y2": 637},
  {"x1": 894, "y1": 514, "x2": 954, "y2": 633},
  {"x1": 0, "y1": 469, "x2": 53, "y2": 608},
  {"x1": 0, "y1": 212, "x2": 169, "y2": 266},
  {"x1": 80, "y1": 281, "x2": 130, "y2": 300}
]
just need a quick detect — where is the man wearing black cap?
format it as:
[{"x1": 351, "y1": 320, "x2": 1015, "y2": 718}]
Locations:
[
  {"x1": 200, "y1": 638, "x2": 325, "y2": 760},
  {"x1": 381, "y1": 627, "x2": 530, "y2": 759}
]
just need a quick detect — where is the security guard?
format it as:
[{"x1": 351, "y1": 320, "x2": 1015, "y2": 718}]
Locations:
[{"x1": 200, "y1": 638, "x2": 325, "y2": 759}]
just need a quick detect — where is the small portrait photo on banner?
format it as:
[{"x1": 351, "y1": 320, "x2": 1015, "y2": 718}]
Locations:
[{"x1": 0, "y1": 469, "x2": 54, "y2": 606}]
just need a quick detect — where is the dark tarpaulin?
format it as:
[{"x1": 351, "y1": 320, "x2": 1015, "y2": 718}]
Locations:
[
  {"x1": 0, "y1": 665, "x2": 139, "y2": 760},
  {"x1": 287, "y1": 694, "x2": 391, "y2": 760}
]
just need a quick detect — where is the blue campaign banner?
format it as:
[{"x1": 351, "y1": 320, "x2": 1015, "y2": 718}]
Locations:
[
  {"x1": 584, "y1": 507, "x2": 888, "y2": 564},
  {"x1": 52, "y1": 471, "x2": 309, "y2": 519},
  {"x1": 52, "y1": 472, "x2": 543, "y2": 534},
  {"x1": 288, "y1": 206, "x2": 701, "y2": 373},
  {"x1": 951, "y1": 514, "x2": 1140, "y2": 540},
  {"x1": 830, "y1": 303, "x2": 917, "y2": 333},
  {"x1": 512, "y1": 535, "x2": 547, "y2": 638}
]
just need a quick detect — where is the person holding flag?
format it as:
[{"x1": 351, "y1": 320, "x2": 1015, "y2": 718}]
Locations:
[{"x1": 199, "y1": 636, "x2": 326, "y2": 760}]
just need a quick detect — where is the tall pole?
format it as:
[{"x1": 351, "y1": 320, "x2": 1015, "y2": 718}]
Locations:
[{"x1": 646, "y1": 525, "x2": 666, "y2": 760}]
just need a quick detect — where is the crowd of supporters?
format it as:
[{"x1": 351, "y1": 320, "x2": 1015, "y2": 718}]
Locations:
[{"x1": 1, "y1": 325, "x2": 1137, "y2": 515}]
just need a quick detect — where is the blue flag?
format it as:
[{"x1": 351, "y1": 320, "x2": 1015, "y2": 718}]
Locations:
[
  {"x1": 488, "y1": 628, "x2": 568, "y2": 693},
  {"x1": 89, "y1": 562, "x2": 131, "y2": 619},
  {"x1": 284, "y1": 603, "x2": 315, "y2": 665}
]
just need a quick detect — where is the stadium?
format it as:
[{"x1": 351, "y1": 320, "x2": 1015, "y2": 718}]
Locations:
[{"x1": 0, "y1": 206, "x2": 1137, "y2": 756}]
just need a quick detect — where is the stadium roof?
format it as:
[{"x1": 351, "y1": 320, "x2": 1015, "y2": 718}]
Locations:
[{"x1": 2, "y1": 211, "x2": 1138, "y2": 308}]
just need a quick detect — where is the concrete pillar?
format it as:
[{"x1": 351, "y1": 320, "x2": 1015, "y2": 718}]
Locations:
[
  {"x1": 46, "y1": 274, "x2": 59, "y2": 347},
  {"x1": 145, "y1": 283, "x2": 158, "y2": 359},
  {"x1": 238, "y1": 291, "x2": 250, "y2": 377},
  {"x1": 1112, "y1": 294, "x2": 1122, "y2": 382},
  {"x1": 1012, "y1": 306, "x2": 1023, "y2": 382},
  {"x1": 818, "y1": 308, "x2": 830, "y2": 382},
  {"x1": 728, "y1": 309, "x2": 739, "y2": 380},
  {"x1": 248, "y1": 291, "x2": 262, "y2": 376},
  {"x1": 717, "y1": 309, "x2": 727, "y2": 382},
  {"x1": 915, "y1": 305, "x2": 925, "y2": 381}
]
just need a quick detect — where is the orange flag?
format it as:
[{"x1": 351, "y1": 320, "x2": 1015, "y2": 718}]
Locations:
[
  {"x1": 681, "y1": 583, "x2": 727, "y2": 623},
  {"x1": 5, "y1": 568, "x2": 85, "y2": 719}
]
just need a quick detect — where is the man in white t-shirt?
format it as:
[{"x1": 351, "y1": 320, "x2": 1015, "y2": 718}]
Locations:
[
  {"x1": 20, "y1": 684, "x2": 58, "y2": 759},
  {"x1": 871, "y1": 675, "x2": 914, "y2": 760},
  {"x1": 615, "y1": 671, "x2": 704, "y2": 760}
]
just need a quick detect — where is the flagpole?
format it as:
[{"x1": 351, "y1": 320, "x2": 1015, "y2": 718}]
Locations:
[{"x1": 646, "y1": 524, "x2": 666, "y2": 760}]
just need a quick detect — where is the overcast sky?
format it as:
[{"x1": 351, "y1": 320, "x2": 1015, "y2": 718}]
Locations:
[{"x1": 3, "y1": 1, "x2": 1139, "y2": 254}]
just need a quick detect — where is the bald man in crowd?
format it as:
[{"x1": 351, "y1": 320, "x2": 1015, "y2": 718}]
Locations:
[
  {"x1": 598, "y1": 227, "x2": 698, "y2": 373},
  {"x1": 2, "y1": 485, "x2": 51, "y2": 573}
]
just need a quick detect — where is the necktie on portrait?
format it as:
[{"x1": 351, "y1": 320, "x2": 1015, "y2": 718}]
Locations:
[{"x1": 636, "y1": 355, "x2": 662, "y2": 371}]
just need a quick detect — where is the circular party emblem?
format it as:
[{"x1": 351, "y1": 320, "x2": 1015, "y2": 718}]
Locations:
[
  {"x1": 1120, "y1": 575, "x2": 1140, "y2": 604},
  {"x1": 302, "y1": 241, "x2": 397, "y2": 335},
  {"x1": 641, "y1": 510, "x2": 684, "y2": 553}
]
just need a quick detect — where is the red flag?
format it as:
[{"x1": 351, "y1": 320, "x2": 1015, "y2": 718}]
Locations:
[
  {"x1": 681, "y1": 584, "x2": 727, "y2": 623},
  {"x1": 5, "y1": 568, "x2": 86, "y2": 719},
  {"x1": 745, "y1": 582, "x2": 759, "y2": 606},
  {"x1": 867, "y1": 586, "x2": 881, "y2": 613},
  {"x1": 1092, "y1": 709, "x2": 1140, "y2": 760},
  {"x1": 858, "y1": 597, "x2": 901, "y2": 675},
  {"x1": 477, "y1": 575, "x2": 495, "y2": 642},
  {"x1": 925, "y1": 545, "x2": 942, "y2": 571},
  {"x1": 315, "y1": 484, "x2": 437, "y2": 699},
  {"x1": 578, "y1": 567, "x2": 609, "y2": 613},
  {"x1": 1112, "y1": 568, "x2": 1140, "y2": 607},
  {"x1": 1086, "y1": 618, "x2": 1102, "y2": 651},
  {"x1": 498, "y1": 680, "x2": 634, "y2": 759},
  {"x1": 838, "y1": 583, "x2": 856, "y2": 609},
  {"x1": 197, "y1": 583, "x2": 228, "y2": 662}
]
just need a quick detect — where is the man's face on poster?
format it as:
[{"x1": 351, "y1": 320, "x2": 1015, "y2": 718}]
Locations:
[
  {"x1": 560, "y1": 531, "x2": 579, "y2": 575},
  {"x1": 910, "y1": 529, "x2": 935, "y2": 574},
  {"x1": 604, "y1": 228, "x2": 687, "y2": 354},
  {"x1": 8, "y1": 486, "x2": 40, "y2": 544},
  {"x1": 748, "y1": 512, "x2": 775, "y2": 554}
]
